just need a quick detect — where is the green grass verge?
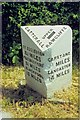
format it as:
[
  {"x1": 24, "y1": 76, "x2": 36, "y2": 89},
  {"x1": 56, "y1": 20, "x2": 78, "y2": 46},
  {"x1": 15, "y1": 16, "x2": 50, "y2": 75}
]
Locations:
[{"x1": 0, "y1": 65, "x2": 79, "y2": 118}]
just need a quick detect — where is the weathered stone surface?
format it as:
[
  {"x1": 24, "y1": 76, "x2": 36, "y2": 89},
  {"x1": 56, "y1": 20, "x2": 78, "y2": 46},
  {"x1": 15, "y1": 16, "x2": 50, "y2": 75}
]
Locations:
[
  {"x1": 21, "y1": 25, "x2": 72, "y2": 98},
  {"x1": 0, "y1": 111, "x2": 13, "y2": 118}
]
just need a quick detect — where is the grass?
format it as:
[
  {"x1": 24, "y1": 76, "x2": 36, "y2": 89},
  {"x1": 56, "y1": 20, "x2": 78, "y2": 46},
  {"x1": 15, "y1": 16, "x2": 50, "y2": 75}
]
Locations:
[{"x1": 0, "y1": 65, "x2": 79, "y2": 118}]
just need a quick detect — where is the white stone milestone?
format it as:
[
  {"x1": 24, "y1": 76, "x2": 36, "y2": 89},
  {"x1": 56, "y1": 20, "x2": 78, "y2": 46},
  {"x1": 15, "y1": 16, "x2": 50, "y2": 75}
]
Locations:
[{"x1": 21, "y1": 25, "x2": 72, "y2": 98}]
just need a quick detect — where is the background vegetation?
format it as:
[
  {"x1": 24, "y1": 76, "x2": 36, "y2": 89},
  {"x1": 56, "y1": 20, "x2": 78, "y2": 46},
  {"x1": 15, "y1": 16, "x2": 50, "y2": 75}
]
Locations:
[{"x1": 2, "y1": 2, "x2": 79, "y2": 65}]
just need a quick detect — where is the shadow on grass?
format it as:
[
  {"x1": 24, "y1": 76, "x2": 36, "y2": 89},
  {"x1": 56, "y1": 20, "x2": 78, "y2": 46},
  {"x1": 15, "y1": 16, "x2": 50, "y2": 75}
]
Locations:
[{"x1": 2, "y1": 84, "x2": 45, "y2": 107}]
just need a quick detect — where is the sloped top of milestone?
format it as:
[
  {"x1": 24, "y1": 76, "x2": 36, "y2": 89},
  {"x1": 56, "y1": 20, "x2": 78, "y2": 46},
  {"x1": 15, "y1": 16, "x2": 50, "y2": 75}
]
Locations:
[{"x1": 21, "y1": 25, "x2": 71, "y2": 52}]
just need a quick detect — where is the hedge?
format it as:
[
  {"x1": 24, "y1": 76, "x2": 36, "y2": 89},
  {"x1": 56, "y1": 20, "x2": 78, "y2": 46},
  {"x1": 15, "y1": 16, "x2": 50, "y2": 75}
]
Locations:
[{"x1": 2, "y1": 2, "x2": 79, "y2": 65}]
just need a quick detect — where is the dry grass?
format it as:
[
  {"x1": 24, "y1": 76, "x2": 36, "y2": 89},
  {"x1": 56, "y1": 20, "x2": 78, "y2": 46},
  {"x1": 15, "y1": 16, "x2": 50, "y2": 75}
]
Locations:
[{"x1": 0, "y1": 65, "x2": 79, "y2": 118}]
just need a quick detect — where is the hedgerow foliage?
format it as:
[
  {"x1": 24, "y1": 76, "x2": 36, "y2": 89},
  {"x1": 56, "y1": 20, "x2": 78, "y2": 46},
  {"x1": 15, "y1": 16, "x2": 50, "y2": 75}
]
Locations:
[{"x1": 2, "y1": 2, "x2": 79, "y2": 65}]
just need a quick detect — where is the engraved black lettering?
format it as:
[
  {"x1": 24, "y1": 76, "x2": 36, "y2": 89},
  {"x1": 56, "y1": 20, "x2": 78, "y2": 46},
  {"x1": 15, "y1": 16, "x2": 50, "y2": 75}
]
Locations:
[{"x1": 47, "y1": 31, "x2": 55, "y2": 39}]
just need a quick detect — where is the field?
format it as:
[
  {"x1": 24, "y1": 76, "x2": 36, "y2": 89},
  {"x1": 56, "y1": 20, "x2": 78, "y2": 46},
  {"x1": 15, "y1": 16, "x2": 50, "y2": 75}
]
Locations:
[{"x1": 0, "y1": 65, "x2": 79, "y2": 118}]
